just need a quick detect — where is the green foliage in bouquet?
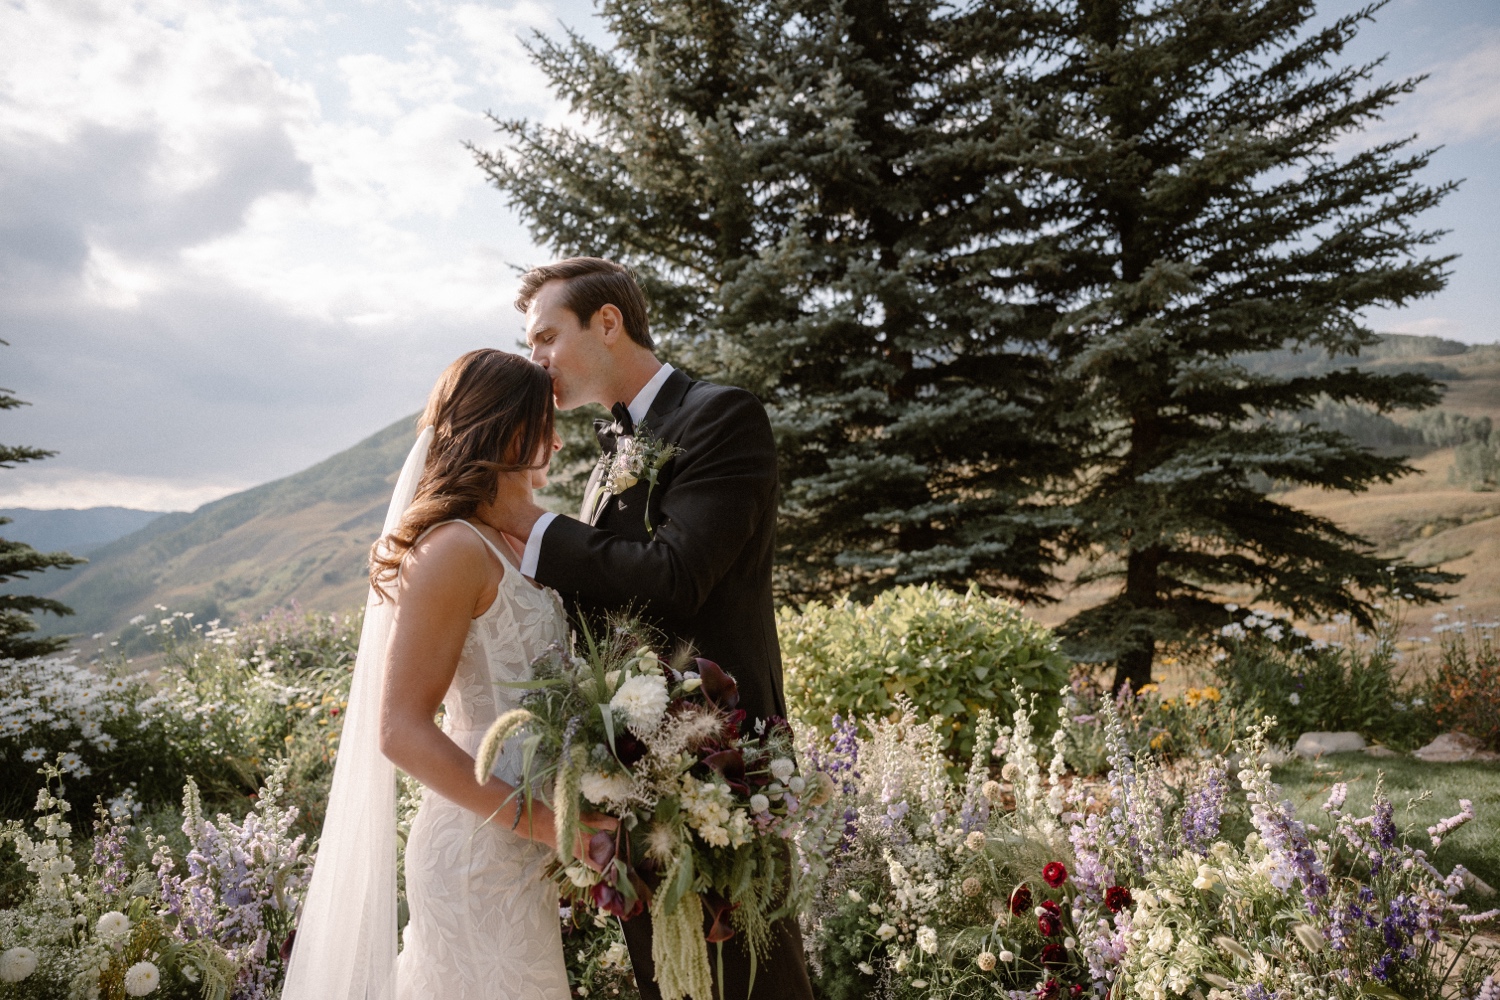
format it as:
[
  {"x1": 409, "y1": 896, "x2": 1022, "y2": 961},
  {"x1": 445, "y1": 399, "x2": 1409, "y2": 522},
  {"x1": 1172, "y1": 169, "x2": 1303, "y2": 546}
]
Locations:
[
  {"x1": 780, "y1": 585, "x2": 1069, "y2": 766},
  {"x1": 475, "y1": 621, "x2": 838, "y2": 1000}
]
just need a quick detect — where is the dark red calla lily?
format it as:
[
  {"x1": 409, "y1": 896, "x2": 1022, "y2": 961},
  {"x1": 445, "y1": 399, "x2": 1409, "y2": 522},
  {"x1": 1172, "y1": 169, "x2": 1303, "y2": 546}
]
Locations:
[
  {"x1": 704, "y1": 893, "x2": 739, "y2": 943},
  {"x1": 696, "y1": 658, "x2": 739, "y2": 710},
  {"x1": 614, "y1": 730, "x2": 647, "y2": 767},
  {"x1": 588, "y1": 831, "x2": 616, "y2": 871},
  {"x1": 702, "y1": 748, "x2": 750, "y2": 795}
]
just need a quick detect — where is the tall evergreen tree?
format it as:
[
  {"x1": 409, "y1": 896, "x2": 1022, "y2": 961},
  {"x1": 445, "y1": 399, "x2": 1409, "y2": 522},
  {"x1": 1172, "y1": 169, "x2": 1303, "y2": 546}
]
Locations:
[
  {"x1": 1, "y1": 349, "x2": 84, "y2": 659},
  {"x1": 1022, "y1": 0, "x2": 1458, "y2": 690},
  {"x1": 476, "y1": 0, "x2": 1075, "y2": 602}
]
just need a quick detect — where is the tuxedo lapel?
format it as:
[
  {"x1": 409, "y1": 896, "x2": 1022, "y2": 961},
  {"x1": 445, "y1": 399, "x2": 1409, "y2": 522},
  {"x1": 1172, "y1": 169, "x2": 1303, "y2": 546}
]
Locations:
[{"x1": 643, "y1": 368, "x2": 693, "y2": 430}]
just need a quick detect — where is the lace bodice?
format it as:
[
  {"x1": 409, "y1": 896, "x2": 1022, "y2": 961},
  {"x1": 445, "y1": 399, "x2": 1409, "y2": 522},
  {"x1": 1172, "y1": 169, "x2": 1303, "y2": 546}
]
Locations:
[{"x1": 434, "y1": 521, "x2": 569, "y2": 776}]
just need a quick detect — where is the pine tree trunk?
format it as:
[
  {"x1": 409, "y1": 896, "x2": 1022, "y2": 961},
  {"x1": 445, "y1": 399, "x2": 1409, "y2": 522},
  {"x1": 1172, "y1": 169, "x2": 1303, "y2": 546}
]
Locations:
[{"x1": 1112, "y1": 543, "x2": 1162, "y2": 695}]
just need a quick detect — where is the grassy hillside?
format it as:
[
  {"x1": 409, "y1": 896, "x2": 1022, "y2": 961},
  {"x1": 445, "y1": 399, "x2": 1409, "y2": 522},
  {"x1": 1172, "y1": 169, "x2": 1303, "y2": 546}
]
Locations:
[{"x1": 38, "y1": 415, "x2": 420, "y2": 638}]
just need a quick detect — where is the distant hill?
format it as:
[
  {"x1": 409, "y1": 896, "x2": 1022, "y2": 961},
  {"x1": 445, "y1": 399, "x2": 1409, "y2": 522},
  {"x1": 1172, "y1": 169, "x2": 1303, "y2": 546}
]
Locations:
[
  {"x1": 0, "y1": 507, "x2": 165, "y2": 555},
  {"x1": 34, "y1": 414, "x2": 420, "y2": 638}
]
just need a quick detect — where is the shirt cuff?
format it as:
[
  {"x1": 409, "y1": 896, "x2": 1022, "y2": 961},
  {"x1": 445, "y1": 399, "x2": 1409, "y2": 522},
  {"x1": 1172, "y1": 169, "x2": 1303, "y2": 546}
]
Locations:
[{"x1": 520, "y1": 511, "x2": 558, "y2": 577}]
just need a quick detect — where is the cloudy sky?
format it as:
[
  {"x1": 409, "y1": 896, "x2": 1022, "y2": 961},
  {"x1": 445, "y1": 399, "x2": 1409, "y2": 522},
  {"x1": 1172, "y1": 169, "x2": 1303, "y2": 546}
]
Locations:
[{"x1": 2, "y1": 0, "x2": 1497, "y2": 513}]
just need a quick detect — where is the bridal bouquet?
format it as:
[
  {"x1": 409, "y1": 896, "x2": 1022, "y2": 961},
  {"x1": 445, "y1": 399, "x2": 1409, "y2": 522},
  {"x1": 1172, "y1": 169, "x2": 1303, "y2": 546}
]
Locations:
[{"x1": 475, "y1": 623, "x2": 835, "y2": 1000}]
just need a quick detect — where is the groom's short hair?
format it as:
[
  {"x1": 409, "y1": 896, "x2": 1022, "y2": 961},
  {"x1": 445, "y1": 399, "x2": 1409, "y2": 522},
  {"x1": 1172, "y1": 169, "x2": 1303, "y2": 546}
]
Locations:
[{"x1": 516, "y1": 257, "x2": 654, "y2": 351}]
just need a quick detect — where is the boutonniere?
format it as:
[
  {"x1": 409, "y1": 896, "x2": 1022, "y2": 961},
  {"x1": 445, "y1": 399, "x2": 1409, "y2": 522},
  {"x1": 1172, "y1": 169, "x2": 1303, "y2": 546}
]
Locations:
[{"x1": 595, "y1": 425, "x2": 682, "y2": 535}]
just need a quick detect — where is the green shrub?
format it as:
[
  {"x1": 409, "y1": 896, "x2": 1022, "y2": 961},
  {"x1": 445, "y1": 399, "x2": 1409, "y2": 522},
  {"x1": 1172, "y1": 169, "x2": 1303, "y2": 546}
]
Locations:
[
  {"x1": 1423, "y1": 619, "x2": 1500, "y2": 750},
  {"x1": 1210, "y1": 610, "x2": 1435, "y2": 750},
  {"x1": 778, "y1": 584, "x2": 1069, "y2": 764}
]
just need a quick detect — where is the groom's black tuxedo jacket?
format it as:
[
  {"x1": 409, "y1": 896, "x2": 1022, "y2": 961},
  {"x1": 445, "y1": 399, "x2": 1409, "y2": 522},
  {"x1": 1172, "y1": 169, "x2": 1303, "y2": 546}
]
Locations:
[{"x1": 533, "y1": 368, "x2": 786, "y2": 727}]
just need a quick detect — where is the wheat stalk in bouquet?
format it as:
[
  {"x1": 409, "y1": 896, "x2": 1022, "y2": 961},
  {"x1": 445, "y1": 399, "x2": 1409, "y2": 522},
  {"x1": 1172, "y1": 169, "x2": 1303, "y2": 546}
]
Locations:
[{"x1": 475, "y1": 619, "x2": 836, "y2": 1000}]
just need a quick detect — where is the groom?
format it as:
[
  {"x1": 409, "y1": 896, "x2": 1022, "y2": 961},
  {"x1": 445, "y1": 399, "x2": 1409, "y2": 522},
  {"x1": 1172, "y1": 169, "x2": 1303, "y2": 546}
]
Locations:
[{"x1": 492, "y1": 256, "x2": 814, "y2": 1000}]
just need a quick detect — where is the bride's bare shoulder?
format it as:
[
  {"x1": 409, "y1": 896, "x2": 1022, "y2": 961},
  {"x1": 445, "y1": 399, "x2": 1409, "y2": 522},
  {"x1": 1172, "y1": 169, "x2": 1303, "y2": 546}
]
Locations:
[{"x1": 401, "y1": 521, "x2": 493, "y2": 588}]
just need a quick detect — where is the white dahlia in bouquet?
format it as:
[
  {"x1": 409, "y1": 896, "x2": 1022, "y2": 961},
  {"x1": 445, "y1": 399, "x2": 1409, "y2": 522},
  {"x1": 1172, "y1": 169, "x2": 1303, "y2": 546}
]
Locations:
[{"x1": 476, "y1": 621, "x2": 836, "y2": 1000}]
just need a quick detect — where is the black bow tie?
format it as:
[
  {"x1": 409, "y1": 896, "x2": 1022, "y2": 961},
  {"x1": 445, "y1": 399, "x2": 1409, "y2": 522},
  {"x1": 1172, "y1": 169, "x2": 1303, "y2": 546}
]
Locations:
[{"x1": 593, "y1": 402, "x2": 636, "y2": 454}]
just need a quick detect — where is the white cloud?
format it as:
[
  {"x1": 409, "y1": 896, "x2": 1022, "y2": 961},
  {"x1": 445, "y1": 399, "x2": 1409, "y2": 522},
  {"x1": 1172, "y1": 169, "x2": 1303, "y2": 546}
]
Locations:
[
  {"x1": 0, "y1": 472, "x2": 247, "y2": 513},
  {"x1": 1404, "y1": 35, "x2": 1500, "y2": 145},
  {"x1": 0, "y1": 0, "x2": 576, "y2": 509}
]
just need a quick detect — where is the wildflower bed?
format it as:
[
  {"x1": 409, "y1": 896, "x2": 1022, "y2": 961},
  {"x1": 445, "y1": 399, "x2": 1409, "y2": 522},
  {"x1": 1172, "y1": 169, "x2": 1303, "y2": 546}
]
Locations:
[{"x1": 2, "y1": 597, "x2": 1498, "y2": 999}]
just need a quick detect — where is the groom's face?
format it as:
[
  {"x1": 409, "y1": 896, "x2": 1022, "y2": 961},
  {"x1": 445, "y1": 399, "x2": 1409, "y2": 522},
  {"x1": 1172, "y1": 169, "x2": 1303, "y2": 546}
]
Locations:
[{"x1": 525, "y1": 279, "x2": 611, "y2": 411}]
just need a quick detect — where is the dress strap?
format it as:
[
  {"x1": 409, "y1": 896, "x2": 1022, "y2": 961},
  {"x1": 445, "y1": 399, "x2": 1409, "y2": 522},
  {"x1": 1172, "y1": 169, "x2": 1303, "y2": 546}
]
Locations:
[{"x1": 403, "y1": 519, "x2": 518, "y2": 578}]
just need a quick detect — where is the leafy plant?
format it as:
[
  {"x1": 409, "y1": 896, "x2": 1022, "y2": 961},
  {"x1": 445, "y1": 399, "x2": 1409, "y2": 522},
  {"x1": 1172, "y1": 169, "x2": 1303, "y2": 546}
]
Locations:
[
  {"x1": 779, "y1": 585, "x2": 1070, "y2": 766},
  {"x1": 1423, "y1": 620, "x2": 1500, "y2": 750},
  {"x1": 1211, "y1": 610, "x2": 1435, "y2": 750}
]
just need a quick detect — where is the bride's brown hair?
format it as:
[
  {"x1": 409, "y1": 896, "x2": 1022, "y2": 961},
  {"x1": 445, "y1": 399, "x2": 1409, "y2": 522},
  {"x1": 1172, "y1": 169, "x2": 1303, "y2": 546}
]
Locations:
[{"x1": 369, "y1": 349, "x2": 554, "y2": 597}]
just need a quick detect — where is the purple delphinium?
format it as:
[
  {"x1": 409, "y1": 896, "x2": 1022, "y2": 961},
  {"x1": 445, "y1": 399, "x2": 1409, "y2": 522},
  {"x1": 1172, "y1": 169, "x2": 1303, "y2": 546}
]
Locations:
[
  {"x1": 1180, "y1": 763, "x2": 1226, "y2": 854},
  {"x1": 91, "y1": 810, "x2": 129, "y2": 898},
  {"x1": 1240, "y1": 749, "x2": 1328, "y2": 911}
]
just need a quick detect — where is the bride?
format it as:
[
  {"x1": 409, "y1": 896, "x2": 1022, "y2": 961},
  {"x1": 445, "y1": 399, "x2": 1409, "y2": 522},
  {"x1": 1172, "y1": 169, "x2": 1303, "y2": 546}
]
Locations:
[{"x1": 283, "y1": 349, "x2": 613, "y2": 999}]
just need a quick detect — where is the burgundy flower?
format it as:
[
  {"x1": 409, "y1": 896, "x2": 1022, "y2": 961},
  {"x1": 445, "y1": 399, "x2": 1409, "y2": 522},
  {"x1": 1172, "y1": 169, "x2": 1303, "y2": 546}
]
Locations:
[
  {"x1": 1043, "y1": 861, "x2": 1069, "y2": 888},
  {"x1": 1105, "y1": 886, "x2": 1133, "y2": 914},
  {"x1": 279, "y1": 929, "x2": 296, "y2": 964},
  {"x1": 1040, "y1": 899, "x2": 1061, "y2": 915},
  {"x1": 614, "y1": 730, "x2": 647, "y2": 767},
  {"x1": 702, "y1": 748, "x2": 750, "y2": 795},
  {"x1": 1009, "y1": 884, "x2": 1033, "y2": 914},
  {"x1": 1040, "y1": 943, "x2": 1068, "y2": 967},
  {"x1": 1069, "y1": 985, "x2": 1085, "y2": 998},
  {"x1": 1037, "y1": 912, "x2": 1062, "y2": 937},
  {"x1": 704, "y1": 892, "x2": 739, "y2": 943},
  {"x1": 1036, "y1": 978, "x2": 1060, "y2": 1000},
  {"x1": 696, "y1": 658, "x2": 740, "y2": 709},
  {"x1": 591, "y1": 881, "x2": 642, "y2": 920}
]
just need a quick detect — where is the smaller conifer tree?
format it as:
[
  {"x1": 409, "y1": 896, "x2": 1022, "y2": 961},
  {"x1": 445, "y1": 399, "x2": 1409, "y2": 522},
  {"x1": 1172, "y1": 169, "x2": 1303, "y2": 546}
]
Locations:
[{"x1": 1, "y1": 348, "x2": 84, "y2": 659}]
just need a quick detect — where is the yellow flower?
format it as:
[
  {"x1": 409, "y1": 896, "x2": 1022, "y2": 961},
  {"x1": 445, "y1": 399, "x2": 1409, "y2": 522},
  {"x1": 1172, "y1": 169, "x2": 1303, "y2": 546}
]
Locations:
[
  {"x1": 1150, "y1": 732, "x2": 1168, "y2": 750},
  {"x1": 1139, "y1": 684, "x2": 1160, "y2": 695}
]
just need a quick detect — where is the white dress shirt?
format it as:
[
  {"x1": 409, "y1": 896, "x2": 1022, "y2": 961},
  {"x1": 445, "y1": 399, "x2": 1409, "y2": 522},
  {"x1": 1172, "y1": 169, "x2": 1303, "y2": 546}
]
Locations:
[{"x1": 520, "y1": 363, "x2": 675, "y2": 577}]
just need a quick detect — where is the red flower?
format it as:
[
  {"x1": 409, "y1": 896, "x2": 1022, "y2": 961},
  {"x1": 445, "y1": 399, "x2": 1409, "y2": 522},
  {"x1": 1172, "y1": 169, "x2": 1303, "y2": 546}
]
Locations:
[
  {"x1": 1043, "y1": 861, "x2": 1069, "y2": 888},
  {"x1": 1009, "y1": 884, "x2": 1033, "y2": 914},
  {"x1": 1040, "y1": 899, "x2": 1061, "y2": 915},
  {"x1": 1040, "y1": 943, "x2": 1068, "y2": 967},
  {"x1": 1037, "y1": 912, "x2": 1062, "y2": 937},
  {"x1": 1104, "y1": 886, "x2": 1133, "y2": 914},
  {"x1": 1070, "y1": 985, "x2": 1085, "y2": 998},
  {"x1": 1036, "y1": 978, "x2": 1060, "y2": 1000}
]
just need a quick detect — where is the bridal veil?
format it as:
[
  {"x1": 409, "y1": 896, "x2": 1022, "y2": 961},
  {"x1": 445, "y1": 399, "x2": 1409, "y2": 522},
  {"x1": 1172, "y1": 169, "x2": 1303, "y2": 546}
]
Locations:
[{"x1": 281, "y1": 424, "x2": 433, "y2": 1000}]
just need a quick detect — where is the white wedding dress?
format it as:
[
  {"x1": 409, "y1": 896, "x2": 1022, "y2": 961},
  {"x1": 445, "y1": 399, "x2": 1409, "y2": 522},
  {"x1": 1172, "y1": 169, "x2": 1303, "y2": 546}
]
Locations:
[{"x1": 395, "y1": 519, "x2": 572, "y2": 999}]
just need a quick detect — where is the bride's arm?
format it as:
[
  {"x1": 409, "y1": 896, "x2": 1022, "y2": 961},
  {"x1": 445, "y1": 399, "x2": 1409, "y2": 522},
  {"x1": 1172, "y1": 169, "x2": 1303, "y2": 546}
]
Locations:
[{"x1": 378, "y1": 524, "x2": 561, "y2": 845}]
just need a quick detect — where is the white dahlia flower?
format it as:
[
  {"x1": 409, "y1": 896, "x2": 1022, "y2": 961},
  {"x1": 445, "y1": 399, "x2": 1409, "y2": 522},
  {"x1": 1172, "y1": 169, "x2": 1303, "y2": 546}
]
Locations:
[
  {"x1": 124, "y1": 960, "x2": 161, "y2": 995},
  {"x1": 609, "y1": 674, "x2": 669, "y2": 734},
  {"x1": 579, "y1": 770, "x2": 636, "y2": 807},
  {"x1": 96, "y1": 910, "x2": 131, "y2": 941},
  {"x1": 917, "y1": 926, "x2": 938, "y2": 954},
  {"x1": 0, "y1": 947, "x2": 39, "y2": 982}
]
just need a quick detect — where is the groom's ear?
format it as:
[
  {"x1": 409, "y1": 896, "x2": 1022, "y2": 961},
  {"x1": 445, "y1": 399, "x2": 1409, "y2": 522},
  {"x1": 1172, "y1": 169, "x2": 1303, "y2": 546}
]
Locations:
[{"x1": 593, "y1": 302, "x2": 629, "y2": 348}]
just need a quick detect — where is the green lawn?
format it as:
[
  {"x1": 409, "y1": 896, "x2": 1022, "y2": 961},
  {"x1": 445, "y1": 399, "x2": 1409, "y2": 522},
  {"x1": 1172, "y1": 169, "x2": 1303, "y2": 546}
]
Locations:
[{"x1": 1269, "y1": 754, "x2": 1500, "y2": 889}]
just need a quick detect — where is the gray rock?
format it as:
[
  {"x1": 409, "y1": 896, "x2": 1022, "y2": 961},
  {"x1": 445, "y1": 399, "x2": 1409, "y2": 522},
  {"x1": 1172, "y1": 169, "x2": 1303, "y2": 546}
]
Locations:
[
  {"x1": 1363, "y1": 745, "x2": 1400, "y2": 759},
  {"x1": 1294, "y1": 731, "x2": 1367, "y2": 758},
  {"x1": 1412, "y1": 732, "x2": 1500, "y2": 763}
]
